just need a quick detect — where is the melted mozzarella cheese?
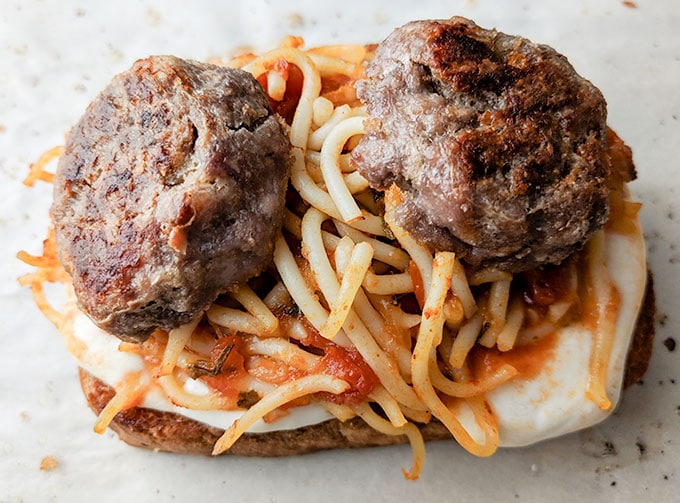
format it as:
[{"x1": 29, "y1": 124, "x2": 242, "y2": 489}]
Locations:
[
  {"x1": 70, "y1": 308, "x2": 333, "y2": 433},
  {"x1": 64, "y1": 218, "x2": 646, "y2": 446},
  {"x1": 489, "y1": 228, "x2": 647, "y2": 446}
]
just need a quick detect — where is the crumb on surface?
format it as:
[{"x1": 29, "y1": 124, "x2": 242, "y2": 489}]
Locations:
[
  {"x1": 663, "y1": 337, "x2": 676, "y2": 352},
  {"x1": 40, "y1": 456, "x2": 59, "y2": 471},
  {"x1": 288, "y1": 12, "x2": 304, "y2": 28}
]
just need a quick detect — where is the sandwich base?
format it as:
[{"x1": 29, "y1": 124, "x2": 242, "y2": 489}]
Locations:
[
  {"x1": 623, "y1": 271, "x2": 656, "y2": 388},
  {"x1": 79, "y1": 368, "x2": 452, "y2": 456},
  {"x1": 79, "y1": 273, "x2": 655, "y2": 456}
]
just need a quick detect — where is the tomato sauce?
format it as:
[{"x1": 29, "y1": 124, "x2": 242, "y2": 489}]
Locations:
[
  {"x1": 604, "y1": 128, "x2": 640, "y2": 236},
  {"x1": 409, "y1": 261, "x2": 426, "y2": 309},
  {"x1": 201, "y1": 316, "x2": 380, "y2": 408},
  {"x1": 200, "y1": 335, "x2": 251, "y2": 405},
  {"x1": 469, "y1": 331, "x2": 559, "y2": 381},
  {"x1": 300, "y1": 320, "x2": 380, "y2": 405},
  {"x1": 518, "y1": 262, "x2": 575, "y2": 308},
  {"x1": 257, "y1": 62, "x2": 303, "y2": 125}
]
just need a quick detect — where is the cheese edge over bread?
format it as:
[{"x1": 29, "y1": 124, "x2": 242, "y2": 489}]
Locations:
[{"x1": 61, "y1": 208, "x2": 647, "y2": 447}]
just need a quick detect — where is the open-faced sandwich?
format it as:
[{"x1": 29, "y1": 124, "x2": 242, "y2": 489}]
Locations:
[{"x1": 19, "y1": 17, "x2": 655, "y2": 479}]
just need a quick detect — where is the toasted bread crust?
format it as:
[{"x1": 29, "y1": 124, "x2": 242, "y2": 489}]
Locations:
[
  {"x1": 79, "y1": 368, "x2": 450, "y2": 456},
  {"x1": 78, "y1": 272, "x2": 655, "y2": 456},
  {"x1": 623, "y1": 271, "x2": 656, "y2": 388}
]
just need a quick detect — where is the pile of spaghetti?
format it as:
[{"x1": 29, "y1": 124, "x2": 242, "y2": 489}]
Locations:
[{"x1": 19, "y1": 37, "x2": 625, "y2": 479}]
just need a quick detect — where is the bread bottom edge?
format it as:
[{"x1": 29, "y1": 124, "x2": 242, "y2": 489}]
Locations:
[
  {"x1": 79, "y1": 369, "x2": 452, "y2": 456},
  {"x1": 78, "y1": 271, "x2": 656, "y2": 456}
]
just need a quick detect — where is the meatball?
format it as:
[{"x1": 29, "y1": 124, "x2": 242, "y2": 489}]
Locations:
[
  {"x1": 52, "y1": 56, "x2": 291, "y2": 343},
  {"x1": 352, "y1": 17, "x2": 610, "y2": 272}
]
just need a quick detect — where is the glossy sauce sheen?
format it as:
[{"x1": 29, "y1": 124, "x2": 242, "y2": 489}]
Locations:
[
  {"x1": 299, "y1": 321, "x2": 380, "y2": 405},
  {"x1": 471, "y1": 333, "x2": 559, "y2": 381},
  {"x1": 199, "y1": 336, "x2": 251, "y2": 406}
]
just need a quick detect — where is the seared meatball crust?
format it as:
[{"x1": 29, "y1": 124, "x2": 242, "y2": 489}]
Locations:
[
  {"x1": 52, "y1": 56, "x2": 291, "y2": 342},
  {"x1": 352, "y1": 17, "x2": 610, "y2": 272}
]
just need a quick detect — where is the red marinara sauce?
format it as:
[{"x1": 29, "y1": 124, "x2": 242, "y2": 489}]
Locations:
[
  {"x1": 469, "y1": 332, "x2": 559, "y2": 381},
  {"x1": 256, "y1": 59, "x2": 304, "y2": 125},
  {"x1": 199, "y1": 334, "x2": 251, "y2": 406},
  {"x1": 300, "y1": 320, "x2": 380, "y2": 406}
]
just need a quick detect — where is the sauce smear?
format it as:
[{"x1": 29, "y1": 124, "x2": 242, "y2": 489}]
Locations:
[{"x1": 470, "y1": 332, "x2": 559, "y2": 381}]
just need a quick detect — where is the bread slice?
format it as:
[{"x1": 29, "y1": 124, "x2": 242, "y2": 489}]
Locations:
[
  {"x1": 623, "y1": 272, "x2": 656, "y2": 388},
  {"x1": 78, "y1": 273, "x2": 655, "y2": 457},
  {"x1": 79, "y1": 369, "x2": 451, "y2": 456}
]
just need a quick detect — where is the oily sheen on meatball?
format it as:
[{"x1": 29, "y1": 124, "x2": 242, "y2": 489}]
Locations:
[
  {"x1": 352, "y1": 17, "x2": 610, "y2": 272},
  {"x1": 52, "y1": 56, "x2": 291, "y2": 342}
]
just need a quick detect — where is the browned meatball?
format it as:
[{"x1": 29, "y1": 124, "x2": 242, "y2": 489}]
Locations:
[
  {"x1": 52, "y1": 56, "x2": 291, "y2": 343},
  {"x1": 352, "y1": 17, "x2": 610, "y2": 272}
]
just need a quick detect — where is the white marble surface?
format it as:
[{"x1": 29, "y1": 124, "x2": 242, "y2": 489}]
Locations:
[{"x1": 1, "y1": 1, "x2": 678, "y2": 501}]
